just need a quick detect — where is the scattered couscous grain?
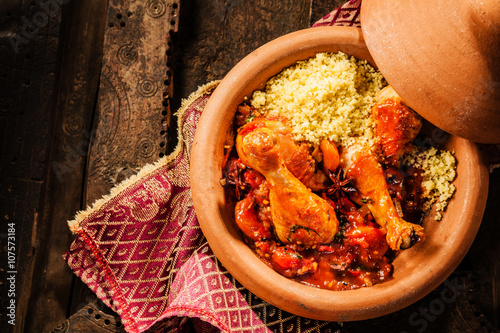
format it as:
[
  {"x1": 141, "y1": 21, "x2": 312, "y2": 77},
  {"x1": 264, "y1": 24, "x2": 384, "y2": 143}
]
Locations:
[
  {"x1": 251, "y1": 52, "x2": 385, "y2": 146},
  {"x1": 404, "y1": 147, "x2": 457, "y2": 220}
]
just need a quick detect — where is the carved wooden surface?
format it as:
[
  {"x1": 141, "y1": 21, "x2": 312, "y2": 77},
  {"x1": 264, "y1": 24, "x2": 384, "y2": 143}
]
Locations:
[
  {"x1": 84, "y1": 0, "x2": 179, "y2": 204},
  {"x1": 0, "y1": 0, "x2": 499, "y2": 332},
  {"x1": 52, "y1": 303, "x2": 125, "y2": 333}
]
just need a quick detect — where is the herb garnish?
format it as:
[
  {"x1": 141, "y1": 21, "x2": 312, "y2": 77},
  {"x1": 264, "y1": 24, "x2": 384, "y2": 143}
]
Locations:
[
  {"x1": 334, "y1": 229, "x2": 345, "y2": 240},
  {"x1": 360, "y1": 197, "x2": 374, "y2": 204},
  {"x1": 287, "y1": 225, "x2": 320, "y2": 242},
  {"x1": 283, "y1": 246, "x2": 303, "y2": 259}
]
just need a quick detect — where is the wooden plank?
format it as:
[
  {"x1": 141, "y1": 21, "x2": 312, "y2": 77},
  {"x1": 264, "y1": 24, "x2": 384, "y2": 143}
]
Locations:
[
  {"x1": 52, "y1": 303, "x2": 125, "y2": 332},
  {"x1": 83, "y1": 0, "x2": 179, "y2": 204},
  {"x1": 169, "y1": 0, "x2": 311, "y2": 122},
  {"x1": 0, "y1": 0, "x2": 65, "y2": 331},
  {"x1": 167, "y1": 0, "x2": 311, "y2": 153},
  {"x1": 27, "y1": 0, "x2": 109, "y2": 328},
  {"x1": 68, "y1": 0, "x2": 181, "y2": 320},
  {"x1": 465, "y1": 169, "x2": 500, "y2": 328},
  {"x1": 0, "y1": 0, "x2": 108, "y2": 331},
  {"x1": 310, "y1": 0, "x2": 344, "y2": 24}
]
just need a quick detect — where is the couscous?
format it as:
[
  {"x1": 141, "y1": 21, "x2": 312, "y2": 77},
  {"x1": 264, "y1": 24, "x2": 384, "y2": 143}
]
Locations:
[
  {"x1": 222, "y1": 51, "x2": 457, "y2": 291},
  {"x1": 251, "y1": 52, "x2": 385, "y2": 146}
]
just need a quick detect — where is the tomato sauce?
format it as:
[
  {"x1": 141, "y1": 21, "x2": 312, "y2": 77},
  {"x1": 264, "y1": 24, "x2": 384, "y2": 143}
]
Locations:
[
  {"x1": 221, "y1": 108, "x2": 425, "y2": 291},
  {"x1": 223, "y1": 155, "x2": 403, "y2": 291}
]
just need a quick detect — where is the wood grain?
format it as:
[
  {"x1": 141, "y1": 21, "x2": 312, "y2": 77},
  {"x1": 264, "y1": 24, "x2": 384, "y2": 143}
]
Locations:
[
  {"x1": 1, "y1": 0, "x2": 499, "y2": 331},
  {"x1": 67, "y1": 0, "x2": 181, "y2": 323},
  {"x1": 310, "y1": 0, "x2": 345, "y2": 24},
  {"x1": 15, "y1": 0, "x2": 108, "y2": 332},
  {"x1": 0, "y1": 0, "x2": 106, "y2": 330},
  {"x1": 168, "y1": 0, "x2": 311, "y2": 153},
  {"x1": 84, "y1": 0, "x2": 179, "y2": 204},
  {"x1": 0, "y1": 0, "x2": 96, "y2": 331}
]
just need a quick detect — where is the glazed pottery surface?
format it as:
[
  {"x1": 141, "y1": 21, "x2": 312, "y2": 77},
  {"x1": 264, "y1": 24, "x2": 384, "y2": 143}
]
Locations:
[
  {"x1": 190, "y1": 26, "x2": 489, "y2": 321},
  {"x1": 361, "y1": 0, "x2": 500, "y2": 143}
]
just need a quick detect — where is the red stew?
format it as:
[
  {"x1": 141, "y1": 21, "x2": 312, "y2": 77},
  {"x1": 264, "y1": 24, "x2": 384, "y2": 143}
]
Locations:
[{"x1": 222, "y1": 109, "x2": 425, "y2": 291}]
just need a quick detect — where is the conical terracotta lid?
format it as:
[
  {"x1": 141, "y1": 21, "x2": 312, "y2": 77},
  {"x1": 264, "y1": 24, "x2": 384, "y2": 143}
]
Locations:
[{"x1": 361, "y1": 0, "x2": 500, "y2": 143}]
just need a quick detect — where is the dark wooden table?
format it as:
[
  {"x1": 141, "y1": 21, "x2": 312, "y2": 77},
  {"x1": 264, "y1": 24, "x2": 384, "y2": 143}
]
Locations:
[{"x1": 1, "y1": 0, "x2": 499, "y2": 332}]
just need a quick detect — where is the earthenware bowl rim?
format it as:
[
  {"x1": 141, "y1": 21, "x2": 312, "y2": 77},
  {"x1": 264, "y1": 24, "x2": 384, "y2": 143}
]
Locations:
[{"x1": 190, "y1": 26, "x2": 489, "y2": 321}]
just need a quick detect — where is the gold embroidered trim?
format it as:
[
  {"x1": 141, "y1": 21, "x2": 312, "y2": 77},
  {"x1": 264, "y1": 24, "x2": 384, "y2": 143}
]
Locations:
[{"x1": 68, "y1": 81, "x2": 220, "y2": 233}]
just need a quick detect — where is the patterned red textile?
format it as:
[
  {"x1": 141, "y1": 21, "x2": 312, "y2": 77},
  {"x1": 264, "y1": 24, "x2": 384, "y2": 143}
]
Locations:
[
  {"x1": 312, "y1": 0, "x2": 361, "y2": 27},
  {"x1": 64, "y1": 1, "x2": 499, "y2": 332},
  {"x1": 64, "y1": 77, "x2": 346, "y2": 332}
]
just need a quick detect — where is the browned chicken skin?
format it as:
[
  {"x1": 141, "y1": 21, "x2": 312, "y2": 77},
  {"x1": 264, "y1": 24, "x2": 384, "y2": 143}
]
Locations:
[
  {"x1": 339, "y1": 86, "x2": 425, "y2": 250},
  {"x1": 234, "y1": 86, "x2": 423, "y2": 251},
  {"x1": 341, "y1": 144, "x2": 424, "y2": 250},
  {"x1": 236, "y1": 122, "x2": 338, "y2": 247},
  {"x1": 256, "y1": 120, "x2": 328, "y2": 191},
  {"x1": 372, "y1": 86, "x2": 422, "y2": 166}
]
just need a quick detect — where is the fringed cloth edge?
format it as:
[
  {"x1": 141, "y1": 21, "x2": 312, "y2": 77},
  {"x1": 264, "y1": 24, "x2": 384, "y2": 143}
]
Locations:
[{"x1": 68, "y1": 80, "x2": 220, "y2": 233}]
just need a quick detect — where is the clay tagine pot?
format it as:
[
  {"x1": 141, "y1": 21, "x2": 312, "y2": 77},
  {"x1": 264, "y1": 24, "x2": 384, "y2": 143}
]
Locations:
[
  {"x1": 361, "y1": 0, "x2": 500, "y2": 143},
  {"x1": 190, "y1": 26, "x2": 489, "y2": 321}
]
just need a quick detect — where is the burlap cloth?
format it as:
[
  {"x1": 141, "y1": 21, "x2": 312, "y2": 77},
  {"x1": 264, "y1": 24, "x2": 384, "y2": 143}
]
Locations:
[{"x1": 63, "y1": 1, "x2": 500, "y2": 332}]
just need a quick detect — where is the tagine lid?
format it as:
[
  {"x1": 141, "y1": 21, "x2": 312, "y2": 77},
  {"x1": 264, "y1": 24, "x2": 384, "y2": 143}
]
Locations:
[{"x1": 360, "y1": 0, "x2": 500, "y2": 144}]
